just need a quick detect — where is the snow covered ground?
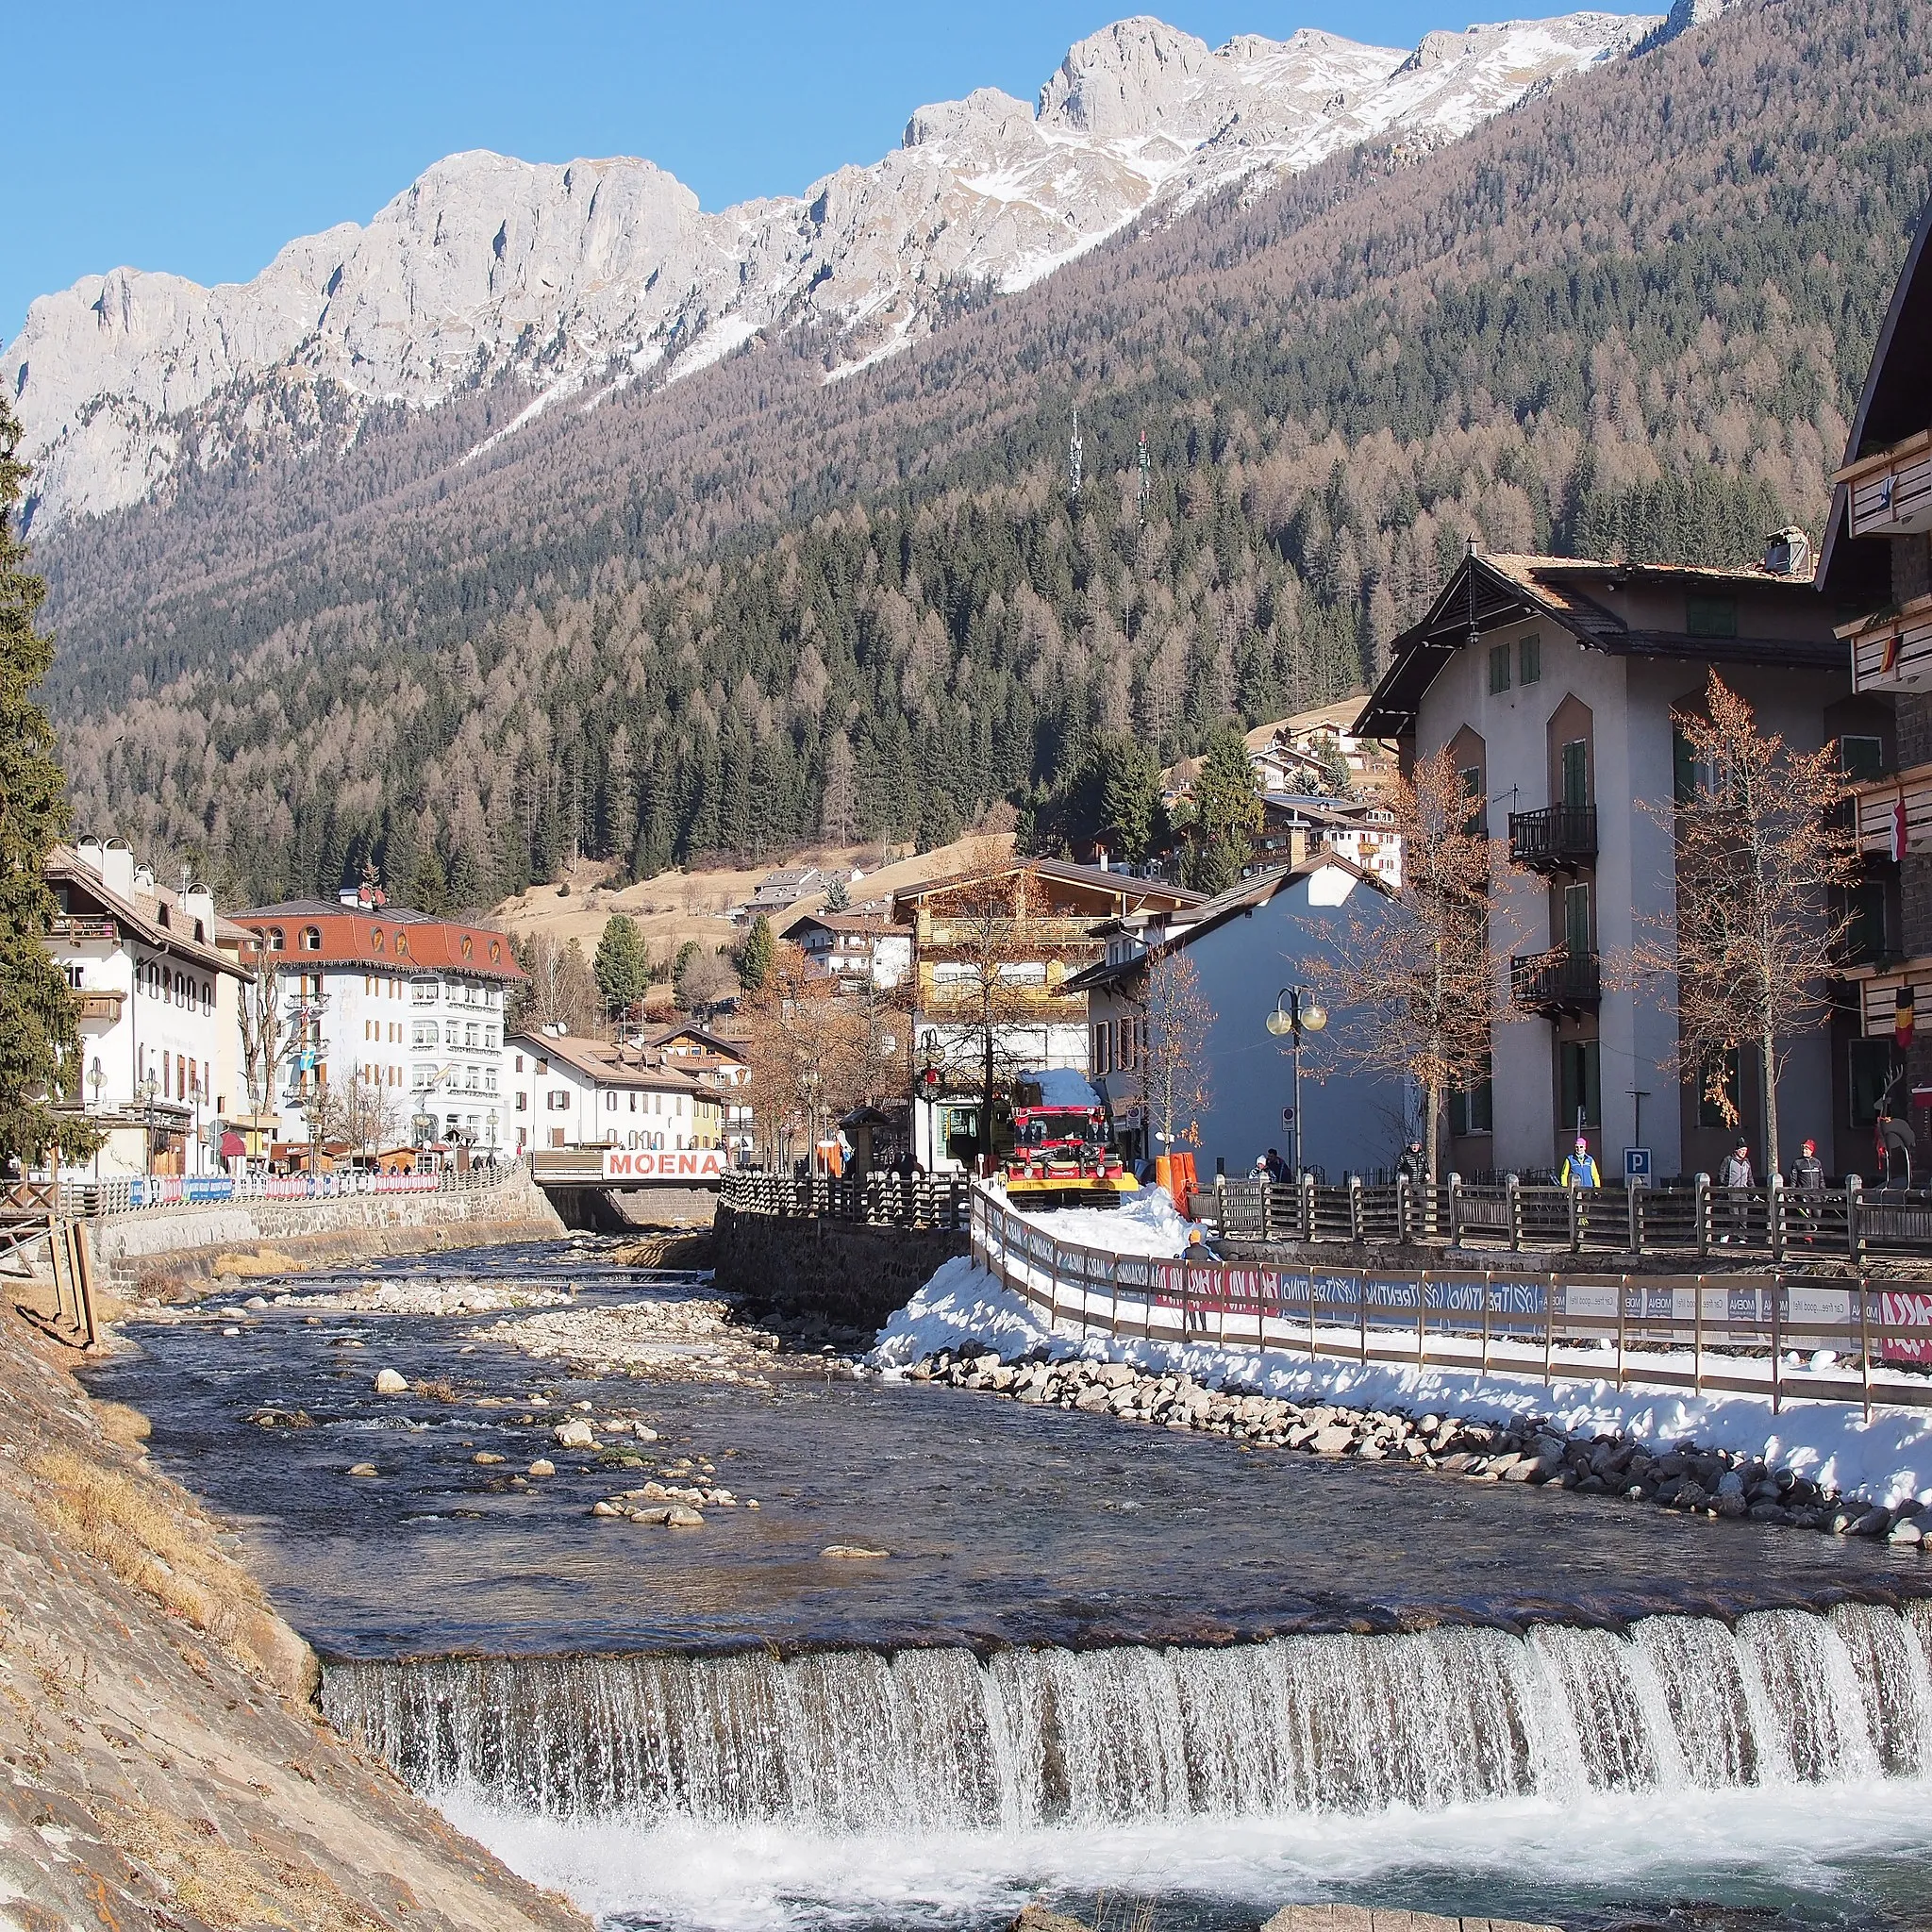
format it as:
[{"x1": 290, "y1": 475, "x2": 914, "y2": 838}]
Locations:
[
  {"x1": 872, "y1": 1251, "x2": 1932, "y2": 1509},
  {"x1": 1005, "y1": 1183, "x2": 1202, "y2": 1258}
]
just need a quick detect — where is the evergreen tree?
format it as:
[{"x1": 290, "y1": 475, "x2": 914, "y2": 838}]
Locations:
[
  {"x1": 824, "y1": 873, "x2": 851, "y2": 912},
  {"x1": 1180, "y1": 726, "x2": 1261, "y2": 896},
  {"x1": 1092, "y1": 734, "x2": 1164, "y2": 861},
  {"x1": 0, "y1": 396, "x2": 100, "y2": 1167},
  {"x1": 735, "y1": 913, "x2": 776, "y2": 992},
  {"x1": 593, "y1": 913, "x2": 651, "y2": 1021},
  {"x1": 407, "y1": 848, "x2": 451, "y2": 916}
]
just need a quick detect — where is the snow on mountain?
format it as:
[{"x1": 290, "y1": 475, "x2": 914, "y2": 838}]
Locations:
[{"x1": 4, "y1": 10, "x2": 1662, "y2": 528}]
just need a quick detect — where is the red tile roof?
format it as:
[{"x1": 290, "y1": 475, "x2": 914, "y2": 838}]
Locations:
[{"x1": 233, "y1": 909, "x2": 525, "y2": 981}]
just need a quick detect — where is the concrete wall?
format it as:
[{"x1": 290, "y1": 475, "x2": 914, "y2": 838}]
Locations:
[
  {"x1": 711, "y1": 1204, "x2": 966, "y2": 1331},
  {"x1": 87, "y1": 1170, "x2": 565, "y2": 1293}
]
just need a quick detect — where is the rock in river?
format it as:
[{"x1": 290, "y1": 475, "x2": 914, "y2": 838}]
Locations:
[
  {"x1": 373, "y1": 1368, "x2": 408, "y2": 1394},
  {"x1": 821, "y1": 1544, "x2": 890, "y2": 1560}
]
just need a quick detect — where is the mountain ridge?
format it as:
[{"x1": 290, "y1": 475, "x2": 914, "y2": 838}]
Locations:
[{"x1": 6, "y1": 8, "x2": 1661, "y2": 528}]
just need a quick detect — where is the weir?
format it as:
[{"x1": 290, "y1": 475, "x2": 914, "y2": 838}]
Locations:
[{"x1": 325, "y1": 1600, "x2": 1932, "y2": 1832}]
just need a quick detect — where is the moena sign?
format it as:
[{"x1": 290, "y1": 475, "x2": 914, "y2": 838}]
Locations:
[{"x1": 601, "y1": 1148, "x2": 725, "y2": 1183}]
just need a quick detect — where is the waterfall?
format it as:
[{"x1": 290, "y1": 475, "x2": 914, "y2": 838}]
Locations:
[{"x1": 325, "y1": 1601, "x2": 1932, "y2": 1832}]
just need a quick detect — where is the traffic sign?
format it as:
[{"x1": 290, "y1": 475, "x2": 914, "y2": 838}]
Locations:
[
  {"x1": 1624, "y1": 1147, "x2": 1651, "y2": 1184},
  {"x1": 1281, "y1": 1107, "x2": 1295, "y2": 1124}
]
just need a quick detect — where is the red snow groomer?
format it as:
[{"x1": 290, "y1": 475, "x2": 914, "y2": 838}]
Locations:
[{"x1": 1000, "y1": 1069, "x2": 1139, "y2": 1208}]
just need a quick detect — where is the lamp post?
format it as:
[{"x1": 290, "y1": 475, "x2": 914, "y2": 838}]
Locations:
[
  {"x1": 140, "y1": 1070, "x2": 160, "y2": 1182},
  {"x1": 88, "y1": 1058, "x2": 105, "y2": 1181},
  {"x1": 1265, "y1": 986, "x2": 1327, "y2": 1178}
]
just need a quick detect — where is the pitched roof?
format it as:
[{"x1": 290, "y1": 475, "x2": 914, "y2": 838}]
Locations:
[
  {"x1": 891, "y1": 856, "x2": 1206, "y2": 914},
  {"x1": 1357, "y1": 551, "x2": 1839, "y2": 739},
  {"x1": 47, "y1": 846, "x2": 248, "y2": 979},
  {"x1": 510, "y1": 1032, "x2": 706, "y2": 1091},
  {"x1": 232, "y1": 907, "x2": 525, "y2": 981},
  {"x1": 1063, "y1": 853, "x2": 1382, "y2": 993}
]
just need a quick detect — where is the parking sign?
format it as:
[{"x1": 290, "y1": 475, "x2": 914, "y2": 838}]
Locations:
[{"x1": 1624, "y1": 1147, "x2": 1651, "y2": 1184}]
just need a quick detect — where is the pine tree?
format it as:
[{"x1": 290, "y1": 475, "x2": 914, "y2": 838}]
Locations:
[
  {"x1": 593, "y1": 913, "x2": 651, "y2": 1022},
  {"x1": 1180, "y1": 726, "x2": 1261, "y2": 895},
  {"x1": 0, "y1": 396, "x2": 100, "y2": 1167},
  {"x1": 824, "y1": 874, "x2": 851, "y2": 912},
  {"x1": 736, "y1": 913, "x2": 776, "y2": 992}
]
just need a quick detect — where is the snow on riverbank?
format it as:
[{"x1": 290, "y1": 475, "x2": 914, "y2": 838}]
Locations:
[
  {"x1": 1004, "y1": 1184, "x2": 1201, "y2": 1258},
  {"x1": 871, "y1": 1256, "x2": 1932, "y2": 1507}
]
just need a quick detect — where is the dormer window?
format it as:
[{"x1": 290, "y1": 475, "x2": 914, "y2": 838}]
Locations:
[
  {"x1": 268, "y1": 927, "x2": 285, "y2": 952},
  {"x1": 301, "y1": 926, "x2": 322, "y2": 951},
  {"x1": 156, "y1": 904, "x2": 170, "y2": 928},
  {"x1": 373, "y1": 928, "x2": 385, "y2": 952}
]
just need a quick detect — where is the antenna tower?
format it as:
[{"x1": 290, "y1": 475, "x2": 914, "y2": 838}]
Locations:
[
  {"x1": 1137, "y1": 429, "x2": 1150, "y2": 527},
  {"x1": 1068, "y1": 408, "x2": 1083, "y2": 505}
]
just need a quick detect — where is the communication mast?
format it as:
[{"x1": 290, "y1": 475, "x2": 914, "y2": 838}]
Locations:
[
  {"x1": 1068, "y1": 408, "x2": 1083, "y2": 506},
  {"x1": 1137, "y1": 429, "x2": 1151, "y2": 527}
]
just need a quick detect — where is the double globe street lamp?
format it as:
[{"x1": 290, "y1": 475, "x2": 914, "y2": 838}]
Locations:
[{"x1": 1265, "y1": 987, "x2": 1327, "y2": 1179}]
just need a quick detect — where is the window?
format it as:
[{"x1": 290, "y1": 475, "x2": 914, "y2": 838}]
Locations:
[
  {"x1": 1563, "y1": 882, "x2": 1592, "y2": 958},
  {"x1": 516, "y1": 1092, "x2": 528, "y2": 1111},
  {"x1": 1558, "y1": 1040, "x2": 1601, "y2": 1131},
  {"x1": 1841, "y1": 879, "x2": 1890, "y2": 965},
  {"x1": 1697, "y1": 1048, "x2": 1743, "y2": 1130},
  {"x1": 1840, "y1": 736, "x2": 1886, "y2": 784},
  {"x1": 1518, "y1": 633, "x2": 1541, "y2": 686},
  {"x1": 267, "y1": 928, "x2": 284, "y2": 952},
  {"x1": 515, "y1": 1054, "x2": 525, "y2": 1073},
  {"x1": 1559, "y1": 740, "x2": 1590, "y2": 810},
  {"x1": 1686, "y1": 593, "x2": 1739, "y2": 640},
  {"x1": 605, "y1": 1091, "x2": 618, "y2": 1111},
  {"x1": 997, "y1": 962, "x2": 1046, "y2": 986},
  {"x1": 1849, "y1": 1038, "x2": 1902, "y2": 1129},
  {"x1": 373, "y1": 928, "x2": 384, "y2": 952},
  {"x1": 1450, "y1": 1061, "x2": 1493, "y2": 1136},
  {"x1": 547, "y1": 1090, "x2": 571, "y2": 1111},
  {"x1": 1459, "y1": 766, "x2": 1486, "y2": 836},
  {"x1": 1488, "y1": 644, "x2": 1511, "y2": 694},
  {"x1": 301, "y1": 926, "x2": 322, "y2": 950},
  {"x1": 933, "y1": 961, "x2": 974, "y2": 987}
]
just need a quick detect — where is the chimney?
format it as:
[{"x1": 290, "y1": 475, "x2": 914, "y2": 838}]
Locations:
[
  {"x1": 339, "y1": 886, "x2": 362, "y2": 908},
  {"x1": 75, "y1": 836, "x2": 105, "y2": 877},
  {"x1": 1095, "y1": 846, "x2": 1109, "y2": 873},
  {"x1": 132, "y1": 862, "x2": 156, "y2": 895},
  {"x1": 99, "y1": 841, "x2": 135, "y2": 899},
  {"x1": 1763, "y1": 526, "x2": 1812, "y2": 577}
]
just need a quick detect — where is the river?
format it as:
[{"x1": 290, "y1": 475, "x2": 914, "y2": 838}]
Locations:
[{"x1": 86, "y1": 1239, "x2": 1932, "y2": 1932}]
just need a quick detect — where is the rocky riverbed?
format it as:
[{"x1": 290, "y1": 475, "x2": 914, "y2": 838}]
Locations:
[{"x1": 909, "y1": 1345, "x2": 1932, "y2": 1548}]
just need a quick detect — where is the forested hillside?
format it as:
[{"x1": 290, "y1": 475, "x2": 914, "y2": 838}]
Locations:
[{"x1": 37, "y1": 0, "x2": 1932, "y2": 908}]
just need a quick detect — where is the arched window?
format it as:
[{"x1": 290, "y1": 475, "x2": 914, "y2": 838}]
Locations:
[
  {"x1": 460, "y1": 935, "x2": 474, "y2": 960},
  {"x1": 301, "y1": 926, "x2": 322, "y2": 951},
  {"x1": 489, "y1": 940, "x2": 502, "y2": 963},
  {"x1": 267, "y1": 927, "x2": 285, "y2": 952},
  {"x1": 372, "y1": 928, "x2": 385, "y2": 953},
  {"x1": 394, "y1": 932, "x2": 409, "y2": 958}
]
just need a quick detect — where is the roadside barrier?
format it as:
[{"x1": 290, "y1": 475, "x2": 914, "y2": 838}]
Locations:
[
  {"x1": 972, "y1": 1185, "x2": 1932, "y2": 1420},
  {"x1": 49, "y1": 1158, "x2": 528, "y2": 1221},
  {"x1": 1212, "y1": 1172, "x2": 1932, "y2": 1263}
]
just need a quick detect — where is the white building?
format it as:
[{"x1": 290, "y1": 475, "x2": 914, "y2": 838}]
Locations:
[
  {"x1": 508, "y1": 1031, "x2": 724, "y2": 1153},
  {"x1": 641, "y1": 1023, "x2": 756, "y2": 1163},
  {"x1": 44, "y1": 840, "x2": 255, "y2": 1178},
  {"x1": 780, "y1": 910, "x2": 913, "y2": 988},
  {"x1": 233, "y1": 889, "x2": 525, "y2": 1154},
  {"x1": 1357, "y1": 548, "x2": 1864, "y2": 1181}
]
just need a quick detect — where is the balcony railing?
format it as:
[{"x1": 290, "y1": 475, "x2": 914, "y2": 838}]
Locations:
[
  {"x1": 1856, "y1": 764, "x2": 1932, "y2": 858},
  {"x1": 1511, "y1": 947, "x2": 1601, "y2": 1013},
  {"x1": 1845, "y1": 432, "x2": 1932, "y2": 541},
  {"x1": 1849, "y1": 595, "x2": 1932, "y2": 695},
  {"x1": 1508, "y1": 805, "x2": 1597, "y2": 873},
  {"x1": 70, "y1": 990, "x2": 125, "y2": 1024},
  {"x1": 49, "y1": 916, "x2": 118, "y2": 944}
]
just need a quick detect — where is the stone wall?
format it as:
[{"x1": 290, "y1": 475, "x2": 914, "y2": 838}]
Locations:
[
  {"x1": 88, "y1": 1170, "x2": 566, "y2": 1296},
  {"x1": 711, "y1": 1204, "x2": 967, "y2": 1331}
]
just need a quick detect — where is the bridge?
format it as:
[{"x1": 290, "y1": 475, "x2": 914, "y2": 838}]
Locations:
[{"x1": 529, "y1": 1146, "x2": 726, "y2": 1230}]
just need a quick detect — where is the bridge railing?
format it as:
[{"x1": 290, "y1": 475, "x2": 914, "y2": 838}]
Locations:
[
  {"x1": 721, "y1": 1169, "x2": 971, "y2": 1231},
  {"x1": 972, "y1": 1185, "x2": 1932, "y2": 1419},
  {"x1": 1210, "y1": 1173, "x2": 1929, "y2": 1262}
]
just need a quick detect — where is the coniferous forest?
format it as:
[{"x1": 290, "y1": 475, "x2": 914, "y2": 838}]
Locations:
[{"x1": 31, "y1": 0, "x2": 1932, "y2": 909}]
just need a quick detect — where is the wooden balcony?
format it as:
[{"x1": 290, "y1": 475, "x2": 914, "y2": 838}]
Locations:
[
  {"x1": 49, "y1": 915, "x2": 118, "y2": 944},
  {"x1": 1857, "y1": 968, "x2": 1932, "y2": 1041},
  {"x1": 1507, "y1": 805, "x2": 1596, "y2": 874},
  {"x1": 1855, "y1": 762, "x2": 1932, "y2": 858},
  {"x1": 1847, "y1": 593, "x2": 1932, "y2": 696},
  {"x1": 1842, "y1": 428, "x2": 1932, "y2": 540},
  {"x1": 1510, "y1": 948, "x2": 1600, "y2": 1016},
  {"x1": 70, "y1": 989, "x2": 125, "y2": 1024}
]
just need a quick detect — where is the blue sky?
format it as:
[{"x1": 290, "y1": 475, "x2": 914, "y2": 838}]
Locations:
[{"x1": 8, "y1": 0, "x2": 1648, "y2": 342}]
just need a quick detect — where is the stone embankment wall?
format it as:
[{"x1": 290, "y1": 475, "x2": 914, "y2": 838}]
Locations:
[
  {"x1": 712, "y1": 1203, "x2": 966, "y2": 1331},
  {"x1": 0, "y1": 1298, "x2": 587, "y2": 1931},
  {"x1": 89, "y1": 1170, "x2": 566, "y2": 1298}
]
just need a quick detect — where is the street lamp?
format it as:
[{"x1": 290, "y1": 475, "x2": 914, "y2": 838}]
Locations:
[
  {"x1": 1265, "y1": 987, "x2": 1327, "y2": 1178},
  {"x1": 140, "y1": 1070, "x2": 160, "y2": 1182}
]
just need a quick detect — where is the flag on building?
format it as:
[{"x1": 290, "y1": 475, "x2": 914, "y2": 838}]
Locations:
[
  {"x1": 1897, "y1": 983, "x2": 1917, "y2": 1050},
  {"x1": 1893, "y1": 791, "x2": 1910, "y2": 864}
]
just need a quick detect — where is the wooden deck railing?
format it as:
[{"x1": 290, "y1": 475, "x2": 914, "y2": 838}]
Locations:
[{"x1": 721, "y1": 1170, "x2": 971, "y2": 1231}]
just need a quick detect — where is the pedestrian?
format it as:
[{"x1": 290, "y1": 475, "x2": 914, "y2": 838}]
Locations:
[
  {"x1": 1718, "y1": 1136, "x2": 1754, "y2": 1242},
  {"x1": 1264, "y1": 1146, "x2": 1288, "y2": 1183},
  {"x1": 1789, "y1": 1136, "x2": 1825, "y2": 1245},
  {"x1": 1562, "y1": 1136, "x2": 1599, "y2": 1237},
  {"x1": 1397, "y1": 1139, "x2": 1427, "y2": 1187}
]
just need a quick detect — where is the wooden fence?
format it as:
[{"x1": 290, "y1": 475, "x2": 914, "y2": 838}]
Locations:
[
  {"x1": 972, "y1": 1187, "x2": 1932, "y2": 1420},
  {"x1": 1211, "y1": 1173, "x2": 1932, "y2": 1262},
  {"x1": 721, "y1": 1170, "x2": 971, "y2": 1231}
]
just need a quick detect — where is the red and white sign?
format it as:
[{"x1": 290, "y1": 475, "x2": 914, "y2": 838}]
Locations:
[
  {"x1": 1880, "y1": 1289, "x2": 1932, "y2": 1366},
  {"x1": 601, "y1": 1148, "x2": 726, "y2": 1183}
]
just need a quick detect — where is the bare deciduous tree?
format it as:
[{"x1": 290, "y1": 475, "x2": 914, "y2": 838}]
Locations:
[
  {"x1": 1126, "y1": 948, "x2": 1213, "y2": 1154},
  {"x1": 1315, "y1": 748, "x2": 1498, "y2": 1183},
  {"x1": 739, "y1": 942, "x2": 864, "y2": 1168},
  {"x1": 239, "y1": 959, "x2": 285, "y2": 1137},
  {"x1": 1628, "y1": 671, "x2": 1858, "y2": 1176},
  {"x1": 511, "y1": 932, "x2": 601, "y2": 1034}
]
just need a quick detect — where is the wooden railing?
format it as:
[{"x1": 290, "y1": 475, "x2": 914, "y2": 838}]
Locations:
[
  {"x1": 972, "y1": 1187, "x2": 1932, "y2": 1419},
  {"x1": 721, "y1": 1169, "x2": 971, "y2": 1231},
  {"x1": 1209, "y1": 1173, "x2": 1932, "y2": 1262},
  {"x1": 52, "y1": 1158, "x2": 526, "y2": 1221}
]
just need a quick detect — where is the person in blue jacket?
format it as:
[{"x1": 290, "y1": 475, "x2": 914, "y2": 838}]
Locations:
[{"x1": 1562, "y1": 1136, "x2": 1599, "y2": 1189}]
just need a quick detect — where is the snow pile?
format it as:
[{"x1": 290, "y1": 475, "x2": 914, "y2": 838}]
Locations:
[
  {"x1": 870, "y1": 1257, "x2": 1932, "y2": 1507},
  {"x1": 998, "y1": 1183, "x2": 1200, "y2": 1258}
]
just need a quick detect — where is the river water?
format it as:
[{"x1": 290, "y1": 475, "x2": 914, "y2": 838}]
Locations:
[{"x1": 87, "y1": 1240, "x2": 1932, "y2": 1932}]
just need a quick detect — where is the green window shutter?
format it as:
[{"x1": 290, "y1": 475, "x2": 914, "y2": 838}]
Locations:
[
  {"x1": 1560, "y1": 740, "x2": 1589, "y2": 808},
  {"x1": 1518, "y1": 633, "x2": 1541, "y2": 685},
  {"x1": 1488, "y1": 644, "x2": 1511, "y2": 694}
]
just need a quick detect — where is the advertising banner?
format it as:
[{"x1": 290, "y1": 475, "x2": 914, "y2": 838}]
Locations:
[
  {"x1": 600, "y1": 1148, "x2": 725, "y2": 1182},
  {"x1": 1880, "y1": 1289, "x2": 1932, "y2": 1365}
]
